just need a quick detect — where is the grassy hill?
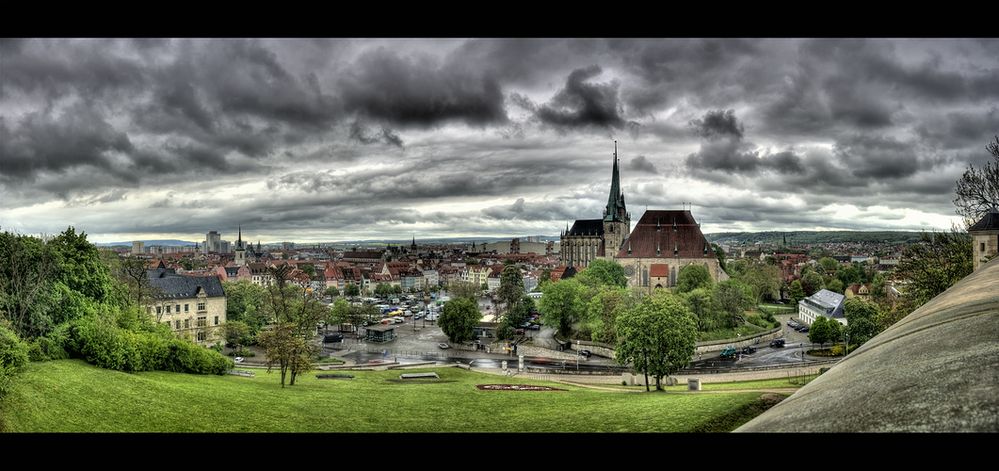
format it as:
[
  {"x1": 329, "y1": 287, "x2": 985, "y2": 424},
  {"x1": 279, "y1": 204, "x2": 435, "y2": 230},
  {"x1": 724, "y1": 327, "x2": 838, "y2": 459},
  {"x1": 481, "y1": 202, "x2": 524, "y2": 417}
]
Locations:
[{"x1": 1, "y1": 360, "x2": 779, "y2": 432}]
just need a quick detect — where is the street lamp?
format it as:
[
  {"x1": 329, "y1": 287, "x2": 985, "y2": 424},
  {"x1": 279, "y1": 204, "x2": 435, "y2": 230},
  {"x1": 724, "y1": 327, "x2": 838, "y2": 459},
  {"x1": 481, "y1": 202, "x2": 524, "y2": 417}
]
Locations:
[{"x1": 844, "y1": 332, "x2": 850, "y2": 356}]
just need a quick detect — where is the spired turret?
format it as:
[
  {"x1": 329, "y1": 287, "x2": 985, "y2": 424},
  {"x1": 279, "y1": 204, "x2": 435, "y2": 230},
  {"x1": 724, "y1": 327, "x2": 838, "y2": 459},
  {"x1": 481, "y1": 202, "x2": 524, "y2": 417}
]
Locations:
[{"x1": 603, "y1": 140, "x2": 630, "y2": 255}]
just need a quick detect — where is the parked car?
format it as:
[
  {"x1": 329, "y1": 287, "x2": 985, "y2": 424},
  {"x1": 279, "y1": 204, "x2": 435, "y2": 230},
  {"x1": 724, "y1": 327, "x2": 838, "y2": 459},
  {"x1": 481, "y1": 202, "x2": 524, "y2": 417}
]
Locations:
[
  {"x1": 770, "y1": 338, "x2": 786, "y2": 348},
  {"x1": 323, "y1": 333, "x2": 344, "y2": 343},
  {"x1": 741, "y1": 346, "x2": 757, "y2": 355},
  {"x1": 438, "y1": 343, "x2": 450, "y2": 349},
  {"x1": 578, "y1": 349, "x2": 592, "y2": 358},
  {"x1": 234, "y1": 357, "x2": 244, "y2": 363},
  {"x1": 719, "y1": 347, "x2": 738, "y2": 359}
]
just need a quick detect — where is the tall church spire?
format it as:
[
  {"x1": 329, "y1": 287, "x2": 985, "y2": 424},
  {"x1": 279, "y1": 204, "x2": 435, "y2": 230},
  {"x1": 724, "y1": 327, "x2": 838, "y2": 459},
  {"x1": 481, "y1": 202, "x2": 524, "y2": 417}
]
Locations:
[{"x1": 604, "y1": 140, "x2": 626, "y2": 222}]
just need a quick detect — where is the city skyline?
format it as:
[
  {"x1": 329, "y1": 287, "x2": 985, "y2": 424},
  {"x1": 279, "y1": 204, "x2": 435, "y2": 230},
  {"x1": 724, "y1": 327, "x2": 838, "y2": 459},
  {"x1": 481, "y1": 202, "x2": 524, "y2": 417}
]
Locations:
[{"x1": 2, "y1": 38, "x2": 997, "y2": 243}]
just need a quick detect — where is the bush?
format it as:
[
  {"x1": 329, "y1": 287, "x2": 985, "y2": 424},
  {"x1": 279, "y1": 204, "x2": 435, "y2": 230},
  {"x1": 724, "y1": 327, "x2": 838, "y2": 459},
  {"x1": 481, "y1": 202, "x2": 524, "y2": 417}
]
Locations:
[
  {"x1": 27, "y1": 336, "x2": 70, "y2": 362},
  {"x1": 0, "y1": 325, "x2": 30, "y2": 400},
  {"x1": 1, "y1": 325, "x2": 31, "y2": 371},
  {"x1": 68, "y1": 315, "x2": 233, "y2": 375},
  {"x1": 746, "y1": 314, "x2": 772, "y2": 329}
]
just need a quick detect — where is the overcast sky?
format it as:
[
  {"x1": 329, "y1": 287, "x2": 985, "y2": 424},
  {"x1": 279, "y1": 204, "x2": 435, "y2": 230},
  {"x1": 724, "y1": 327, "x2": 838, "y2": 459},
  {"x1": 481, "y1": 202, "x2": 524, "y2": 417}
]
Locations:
[{"x1": 1, "y1": 38, "x2": 997, "y2": 243}]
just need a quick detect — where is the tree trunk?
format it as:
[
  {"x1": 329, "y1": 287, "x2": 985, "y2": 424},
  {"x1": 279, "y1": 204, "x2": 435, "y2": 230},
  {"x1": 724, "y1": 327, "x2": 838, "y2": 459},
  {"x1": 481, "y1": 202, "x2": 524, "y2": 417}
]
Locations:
[
  {"x1": 655, "y1": 375, "x2": 662, "y2": 391},
  {"x1": 644, "y1": 370, "x2": 650, "y2": 392}
]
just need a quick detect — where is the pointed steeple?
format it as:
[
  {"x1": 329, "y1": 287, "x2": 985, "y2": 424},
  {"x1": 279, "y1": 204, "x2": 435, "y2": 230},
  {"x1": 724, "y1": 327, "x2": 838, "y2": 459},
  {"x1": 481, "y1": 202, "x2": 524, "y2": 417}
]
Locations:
[{"x1": 603, "y1": 140, "x2": 625, "y2": 222}]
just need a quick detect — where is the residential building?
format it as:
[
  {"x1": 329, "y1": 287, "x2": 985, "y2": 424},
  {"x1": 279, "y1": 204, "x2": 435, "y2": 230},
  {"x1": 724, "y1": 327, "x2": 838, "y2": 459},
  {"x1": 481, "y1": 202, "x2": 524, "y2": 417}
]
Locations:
[
  {"x1": 798, "y1": 289, "x2": 847, "y2": 326},
  {"x1": 145, "y1": 268, "x2": 227, "y2": 346},
  {"x1": 970, "y1": 207, "x2": 999, "y2": 272}
]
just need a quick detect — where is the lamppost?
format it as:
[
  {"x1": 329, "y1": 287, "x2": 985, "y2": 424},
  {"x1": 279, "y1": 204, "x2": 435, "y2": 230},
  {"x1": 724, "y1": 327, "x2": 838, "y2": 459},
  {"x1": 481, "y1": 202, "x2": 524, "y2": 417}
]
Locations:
[{"x1": 844, "y1": 332, "x2": 850, "y2": 356}]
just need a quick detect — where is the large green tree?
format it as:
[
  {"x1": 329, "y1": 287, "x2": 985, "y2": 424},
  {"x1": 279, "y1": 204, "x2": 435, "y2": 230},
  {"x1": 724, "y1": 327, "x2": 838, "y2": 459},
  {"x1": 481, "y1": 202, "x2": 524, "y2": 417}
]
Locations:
[
  {"x1": 448, "y1": 281, "x2": 480, "y2": 301},
  {"x1": 258, "y1": 266, "x2": 325, "y2": 387},
  {"x1": 681, "y1": 287, "x2": 718, "y2": 331},
  {"x1": 585, "y1": 286, "x2": 633, "y2": 344},
  {"x1": 676, "y1": 264, "x2": 713, "y2": 293},
  {"x1": 713, "y1": 279, "x2": 752, "y2": 327},
  {"x1": 800, "y1": 271, "x2": 825, "y2": 296},
  {"x1": 223, "y1": 280, "x2": 266, "y2": 324},
  {"x1": 574, "y1": 259, "x2": 628, "y2": 289},
  {"x1": 615, "y1": 292, "x2": 697, "y2": 391},
  {"x1": 789, "y1": 280, "x2": 806, "y2": 305},
  {"x1": 438, "y1": 298, "x2": 480, "y2": 343},
  {"x1": 538, "y1": 278, "x2": 587, "y2": 337},
  {"x1": 496, "y1": 264, "x2": 524, "y2": 316},
  {"x1": 843, "y1": 297, "x2": 881, "y2": 348},
  {"x1": 818, "y1": 257, "x2": 840, "y2": 276},
  {"x1": 738, "y1": 262, "x2": 781, "y2": 304},
  {"x1": 344, "y1": 284, "x2": 361, "y2": 297},
  {"x1": 808, "y1": 316, "x2": 831, "y2": 347},
  {"x1": 894, "y1": 230, "x2": 973, "y2": 306}
]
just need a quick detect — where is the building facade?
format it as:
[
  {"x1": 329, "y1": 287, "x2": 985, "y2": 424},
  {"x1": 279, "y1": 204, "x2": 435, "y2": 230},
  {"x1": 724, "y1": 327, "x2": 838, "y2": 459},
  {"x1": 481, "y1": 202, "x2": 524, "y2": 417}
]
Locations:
[
  {"x1": 798, "y1": 289, "x2": 846, "y2": 326},
  {"x1": 970, "y1": 207, "x2": 999, "y2": 272},
  {"x1": 560, "y1": 142, "x2": 630, "y2": 269},
  {"x1": 145, "y1": 269, "x2": 227, "y2": 346}
]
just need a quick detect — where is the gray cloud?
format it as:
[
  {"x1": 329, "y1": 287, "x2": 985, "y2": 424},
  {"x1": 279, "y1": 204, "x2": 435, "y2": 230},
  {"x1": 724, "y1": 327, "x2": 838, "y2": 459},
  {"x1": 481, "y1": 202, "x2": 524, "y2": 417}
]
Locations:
[
  {"x1": 628, "y1": 155, "x2": 658, "y2": 174},
  {"x1": 2, "y1": 38, "x2": 993, "y2": 241},
  {"x1": 536, "y1": 65, "x2": 628, "y2": 131},
  {"x1": 339, "y1": 47, "x2": 507, "y2": 127}
]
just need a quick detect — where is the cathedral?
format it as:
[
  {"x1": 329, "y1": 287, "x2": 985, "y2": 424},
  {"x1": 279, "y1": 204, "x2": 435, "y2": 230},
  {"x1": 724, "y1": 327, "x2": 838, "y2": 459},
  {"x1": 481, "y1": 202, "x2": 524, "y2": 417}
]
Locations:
[{"x1": 559, "y1": 143, "x2": 728, "y2": 291}]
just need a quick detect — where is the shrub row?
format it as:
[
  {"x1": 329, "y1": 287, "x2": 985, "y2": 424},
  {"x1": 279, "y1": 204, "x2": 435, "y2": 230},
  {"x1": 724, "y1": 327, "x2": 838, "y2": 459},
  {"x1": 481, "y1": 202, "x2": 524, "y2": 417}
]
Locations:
[
  {"x1": 0, "y1": 324, "x2": 30, "y2": 399},
  {"x1": 68, "y1": 316, "x2": 232, "y2": 375}
]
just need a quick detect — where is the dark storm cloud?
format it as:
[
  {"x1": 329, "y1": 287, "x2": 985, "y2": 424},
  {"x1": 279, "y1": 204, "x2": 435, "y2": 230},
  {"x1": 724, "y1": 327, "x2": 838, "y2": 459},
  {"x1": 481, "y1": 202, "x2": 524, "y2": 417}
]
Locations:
[
  {"x1": 628, "y1": 155, "x2": 658, "y2": 174},
  {"x1": 536, "y1": 65, "x2": 628, "y2": 130},
  {"x1": 481, "y1": 197, "x2": 587, "y2": 222},
  {"x1": 339, "y1": 47, "x2": 507, "y2": 127},
  {"x1": 348, "y1": 121, "x2": 404, "y2": 148},
  {"x1": 690, "y1": 109, "x2": 744, "y2": 139},
  {"x1": 0, "y1": 104, "x2": 133, "y2": 183}
]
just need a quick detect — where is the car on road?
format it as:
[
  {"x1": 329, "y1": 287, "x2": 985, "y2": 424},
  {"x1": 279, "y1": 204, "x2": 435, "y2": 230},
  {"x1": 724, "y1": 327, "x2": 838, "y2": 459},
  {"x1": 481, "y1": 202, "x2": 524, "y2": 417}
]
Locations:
[
  {"x1": 578, "y1": 349, "x2": 592, "y2": 358},
  {"x1": 719, "y1": 347, "x2": 738, "y2": 359},
  {"x1": 438, "y1": 343, "x2": 450, "y2": 349},
  {"x1": 741, "y1": 346, "x2": 757, "y2": 355},
  {"x1": 323, "y1": 333, "x2": 344, "y2": 343},
  {"x1": 234, "y1": 357, "x2": 244, "y2": 363},
  {"x1": 770, "y1": 338, "x2": 786, "y2": 348}
]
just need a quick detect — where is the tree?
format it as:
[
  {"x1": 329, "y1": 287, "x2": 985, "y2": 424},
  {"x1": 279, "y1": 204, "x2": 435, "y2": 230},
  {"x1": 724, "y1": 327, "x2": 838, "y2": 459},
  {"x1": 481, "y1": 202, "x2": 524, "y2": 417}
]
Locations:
[
  {"x1": 496, "y1": 264, "x2": 524, "y2": 316},
  {"x1": 712, "y1": 243, "x2": 727, "y2": 273},
  {"x1": 324, "y1": 286, "x2": 340, "y2": 298},
  {"x1": 826, "y1": 278, "x2": 845, "y2": 294},
  {"x1": 538, "y1": 278, "x2": 587, "y2": 337},
  {"x1": 223, "y1": 320, "x2": 251, "y2": 351},
  {"x1": 374, "y1": 283, "x2": 393, "y2": 298},
  {"x1": 713, "y1": 279, "x2": 752, "y2": 327},
  {"x1": 574, "y1": 259, "x2": 628, "y2": 289},
  {"x1": 344, "y1": 284, "x2": 360, "y2": 297},
  {"x1": 0, "y1": 232, "x2": 56, "y2": 338},
  {"x1": 826, "y1": 319, "x2": 843, "y2": 346},
  {"x1": 676, "y1": 264, "x2": 712, "y2": 293},
  {"x1": 789, "y1": 280, "x2": 806, "y2": 305},
  {"x1": 738, "y1": 262, "x2": 781, "y2": 304},
  {"x1": 894, "y1": 230, "x2": 973, "y2": 306},
  {"x1": 393, "y1": 284, "x2": 404, "y2": 295},
  {"x1": 328, "y1": 298, "x2": 351, "y2": 333},
  {"x1": 615, "y1": 291, "x2": 697, "y2": 391},
  {"x1": 808, "y1": 316, "x2": 830, "y2": 347},
  {"x1": 953, "y1": 135, "x2": 999, "y2": 225},
  {"x1": 258, "y1": 265, "x2": 324, "y2": 387},
  {"x1": 438, "y1": 298, "x2": 480, "y2": 344},
  {"x1": 585, "y1": 286, "x2": 633, "y2": 343},
  {"x1": 818, "y1": 257, "x2": 840, "y2": 276},
  {"x1": 300, "y1": 264, "x2": 316, "y2": 277},
  {"x1": 843, "y1": 297, "x2": 881, "y2": 348},
  {"x1": 800, "y1": 271, "x2": 825, "y2": 296},
  {"x1": 111, "y1": 255, "x2": 159, "y2": 311},
  {"x1": 223, "y1": 280, "x2": 266, "y2": 324},
  {"x1": 448, "y1": 281, "x2": 480, "y2": 301},
  {"x1": 681, "y1": 287, "x2": 718, "y2": 331}
]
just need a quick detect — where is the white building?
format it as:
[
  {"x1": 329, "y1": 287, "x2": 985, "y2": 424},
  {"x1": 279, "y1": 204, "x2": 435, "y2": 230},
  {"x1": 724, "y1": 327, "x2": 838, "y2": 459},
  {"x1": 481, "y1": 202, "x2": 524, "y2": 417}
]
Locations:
[{"x1": 798, "y1": 289, "x2": 847, "y2": 326}]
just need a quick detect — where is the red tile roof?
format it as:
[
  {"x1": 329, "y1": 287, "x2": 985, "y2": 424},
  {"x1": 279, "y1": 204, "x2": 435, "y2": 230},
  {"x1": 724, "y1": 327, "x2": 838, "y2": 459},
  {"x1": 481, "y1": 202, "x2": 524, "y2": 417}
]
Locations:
[
  {"x1": 616, "y1": 210, "x2": 713, "y2": 259},
  {"x1": 650, "y1": 264, "x2": 669, "y2": 278}
]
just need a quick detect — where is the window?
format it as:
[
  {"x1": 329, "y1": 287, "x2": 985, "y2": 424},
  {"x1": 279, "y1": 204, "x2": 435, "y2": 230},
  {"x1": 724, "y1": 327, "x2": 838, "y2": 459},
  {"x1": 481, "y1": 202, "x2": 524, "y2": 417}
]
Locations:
[
  {"x1": 982, "y1": 242, "x2": 987, "y2": 252},
  {"x1": 197, "y1": 301, "x2": 206, "y2": 311},
  {"x1": 184, "y1": 304, "x2": 189, "y2": 312},
  {"x1": 197, "y1": 317, "x2": 207, "y2": 327},
  {"x1": 166, "y1": 305, "x2": 171, "y2": 314},
  {"x1": 214, "y1": 316, "x2": 219, "y2": 325},
  {"x1": 176, "y1": 304, "x2": 180, "y2": 313},
  {"x1": 184, "y1": 319, "x2": 190, "y2": 329},
  {"x1": 197, "y1": 331, "x2": 206, "y2": 342},
  {"x1": 156, "y1": 306, "x2": 161, "y2": 314},
  {"x1": 175, "y1": 320, "x2": 181, "y2": 329},
  {"x1": 146, "y1": 306, "x2": 152, "y2": 314}
]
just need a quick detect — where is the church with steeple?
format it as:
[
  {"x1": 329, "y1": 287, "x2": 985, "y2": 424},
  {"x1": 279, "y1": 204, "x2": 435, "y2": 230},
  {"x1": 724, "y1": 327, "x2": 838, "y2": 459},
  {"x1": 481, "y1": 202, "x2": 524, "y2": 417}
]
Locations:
[
  {"x1": 560, "y1": 141, "x2": 631, "y2": 268},
  {"x1": 559, "y1": 142, "x2": 727, "y2": 291}
]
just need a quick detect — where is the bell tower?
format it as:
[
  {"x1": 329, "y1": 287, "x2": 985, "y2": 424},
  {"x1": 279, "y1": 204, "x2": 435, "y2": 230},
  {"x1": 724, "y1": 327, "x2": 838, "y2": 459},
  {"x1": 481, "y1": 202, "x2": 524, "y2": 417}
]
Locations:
[{"x1": 603, "y1": 141, "x2": 630, "y2": 257}]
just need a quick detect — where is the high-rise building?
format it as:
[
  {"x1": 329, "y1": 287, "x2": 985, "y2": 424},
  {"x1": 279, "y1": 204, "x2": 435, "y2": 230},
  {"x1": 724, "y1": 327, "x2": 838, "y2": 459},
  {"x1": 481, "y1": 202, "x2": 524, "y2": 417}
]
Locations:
[
  {"x1": 205, "y1": 231, "x2": 221, "y2": 254},
  {"x1": 132, "y1": 241, "x2": 144, "y2": 255}
]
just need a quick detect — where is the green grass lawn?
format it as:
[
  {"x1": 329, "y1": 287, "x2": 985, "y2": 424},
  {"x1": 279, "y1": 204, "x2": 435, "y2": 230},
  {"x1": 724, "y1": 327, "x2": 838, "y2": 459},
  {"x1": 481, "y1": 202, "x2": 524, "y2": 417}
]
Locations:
[
  {"x1": 698, "y1": 323, "x2": 768, "y2": 342},
  {"x1": 1, "y1": 360, "x2": 776, "y2": 432}
]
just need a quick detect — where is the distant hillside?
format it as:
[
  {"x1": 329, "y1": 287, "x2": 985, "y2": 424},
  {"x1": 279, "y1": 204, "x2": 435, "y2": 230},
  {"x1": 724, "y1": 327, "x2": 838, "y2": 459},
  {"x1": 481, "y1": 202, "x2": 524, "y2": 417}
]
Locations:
[
  {"x1": 96, "y1": 239, "x2": 197, "y2": 247},
  {"x1": 333, "y1": 235, "x2": 560, "y2": 245},
  {"x1": 705, "y1": 231, "x2": 926, "y2": 245}
]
